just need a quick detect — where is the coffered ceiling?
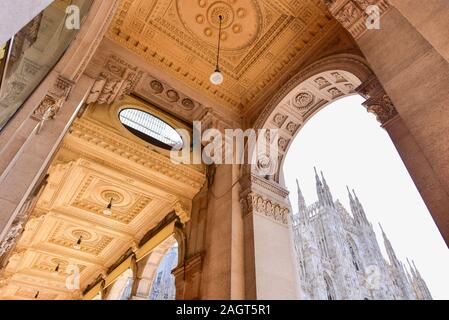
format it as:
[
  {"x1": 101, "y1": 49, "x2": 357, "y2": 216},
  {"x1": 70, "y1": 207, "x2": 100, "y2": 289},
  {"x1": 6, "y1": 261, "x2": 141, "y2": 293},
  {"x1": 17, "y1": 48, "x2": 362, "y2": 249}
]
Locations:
[
  {"x1": 106, "y1": 0, "x2": 349, "y2": 114},
  {"x1": 0, "y1": 96, "x2": 205, "y2": 300}
]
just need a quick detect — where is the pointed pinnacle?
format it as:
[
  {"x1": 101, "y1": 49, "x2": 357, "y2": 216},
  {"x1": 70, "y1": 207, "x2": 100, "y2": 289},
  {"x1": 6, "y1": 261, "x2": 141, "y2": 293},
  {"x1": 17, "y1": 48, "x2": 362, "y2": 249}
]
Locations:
[{"x1": 378, "y1": 223, "x2": 386, "y2": 234}]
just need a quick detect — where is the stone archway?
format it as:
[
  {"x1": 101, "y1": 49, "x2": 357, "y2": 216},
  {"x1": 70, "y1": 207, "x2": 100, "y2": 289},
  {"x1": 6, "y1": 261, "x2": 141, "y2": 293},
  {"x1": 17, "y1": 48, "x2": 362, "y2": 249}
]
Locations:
[
  {"x1": 239, "y1": 54, "x2": 398, "y2": 300},
  {"x1": 132, "y1": 235, "x2": 178, "y2": 300},
  {"x1": 251, "y1": 54, "x2": 375, "y2": 183}
]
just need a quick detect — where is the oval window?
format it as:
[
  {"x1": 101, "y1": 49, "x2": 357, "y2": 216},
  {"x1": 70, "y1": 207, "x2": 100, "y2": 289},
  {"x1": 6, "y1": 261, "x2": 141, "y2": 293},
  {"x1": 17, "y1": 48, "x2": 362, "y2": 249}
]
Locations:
[{"x1": 119, "y1": 108, "x2": 183, "y2": 150}]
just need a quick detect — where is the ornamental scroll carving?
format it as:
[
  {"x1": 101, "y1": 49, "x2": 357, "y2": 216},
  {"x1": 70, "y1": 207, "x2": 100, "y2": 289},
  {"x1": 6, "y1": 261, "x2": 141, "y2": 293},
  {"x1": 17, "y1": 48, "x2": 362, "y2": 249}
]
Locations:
[{"x1": 240, "y1": 174, "x2": 290, "y2": 225}]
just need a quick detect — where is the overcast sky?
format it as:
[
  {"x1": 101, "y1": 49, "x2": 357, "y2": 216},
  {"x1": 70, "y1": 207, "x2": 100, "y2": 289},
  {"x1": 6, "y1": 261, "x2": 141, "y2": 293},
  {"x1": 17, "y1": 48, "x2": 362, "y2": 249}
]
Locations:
[{"x1": 283, "y1": 95, "x2": 449, "y2": 300}]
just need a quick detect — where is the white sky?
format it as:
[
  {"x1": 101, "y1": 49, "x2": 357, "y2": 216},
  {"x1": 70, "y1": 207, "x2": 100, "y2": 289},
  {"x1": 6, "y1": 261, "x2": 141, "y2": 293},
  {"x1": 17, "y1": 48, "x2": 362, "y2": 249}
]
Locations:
[{"x1": 283, "y1": 95, "x2": 449, "y2": 300}]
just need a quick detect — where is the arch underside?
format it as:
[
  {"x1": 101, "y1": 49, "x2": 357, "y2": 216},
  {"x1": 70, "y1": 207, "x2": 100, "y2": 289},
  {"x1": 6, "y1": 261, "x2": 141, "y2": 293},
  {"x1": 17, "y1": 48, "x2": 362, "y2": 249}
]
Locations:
[{"x1": 251, "y1": 55, "x2": 372, "y2": 182}]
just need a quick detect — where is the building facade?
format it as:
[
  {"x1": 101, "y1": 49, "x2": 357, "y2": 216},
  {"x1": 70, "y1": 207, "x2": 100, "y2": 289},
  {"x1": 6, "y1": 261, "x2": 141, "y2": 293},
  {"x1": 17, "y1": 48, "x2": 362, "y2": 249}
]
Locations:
[{"x1": 292, "y1": 170, "x2": 432, "y2": 300}]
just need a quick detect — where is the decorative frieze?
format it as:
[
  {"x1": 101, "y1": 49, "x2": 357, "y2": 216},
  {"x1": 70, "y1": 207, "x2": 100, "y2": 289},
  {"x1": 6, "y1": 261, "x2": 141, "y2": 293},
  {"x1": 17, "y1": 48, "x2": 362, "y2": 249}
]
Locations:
[
  {"x1": 68, "y1": 119, "x2": 205, "y2": 189},
  {"x1": 134, "y1": 72, "x2": 203, "y2": 116},
  {"x1": 240, "y1": 174, "x2": 290, "y2": 225},
  {"x1": 86, "y1": 55, "x2": 142, "y2": 105},
  {"x1": 240, "y1": 191, "x2": 289, "y2": 225}
]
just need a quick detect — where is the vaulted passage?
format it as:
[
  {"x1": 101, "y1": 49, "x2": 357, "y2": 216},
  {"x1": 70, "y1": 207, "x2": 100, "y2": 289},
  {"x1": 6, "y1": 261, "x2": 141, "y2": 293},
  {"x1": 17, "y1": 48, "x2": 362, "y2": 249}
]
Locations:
[{"x1": 0, "y1": 0, "x2": 448, "y2": 300}]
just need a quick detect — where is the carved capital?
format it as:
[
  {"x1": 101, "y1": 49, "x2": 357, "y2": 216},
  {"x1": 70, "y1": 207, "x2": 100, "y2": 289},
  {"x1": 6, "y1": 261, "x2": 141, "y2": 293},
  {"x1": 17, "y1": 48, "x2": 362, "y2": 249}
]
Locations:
[
  {"x1": 239, "y1": 173, "x2": 290, "y2": 224},
  {"x1": 323, "y1": 0, "x2": 391, "y2": 39},
  {"x1": 241, "y1": 191, "x2": 289, "y2": 224},
  {"x1": 363, "y1": 94, "x2": 398, "y2": 125},
  {"x1": 356, "y1": 76, "x2": 398, "y2": 125}
]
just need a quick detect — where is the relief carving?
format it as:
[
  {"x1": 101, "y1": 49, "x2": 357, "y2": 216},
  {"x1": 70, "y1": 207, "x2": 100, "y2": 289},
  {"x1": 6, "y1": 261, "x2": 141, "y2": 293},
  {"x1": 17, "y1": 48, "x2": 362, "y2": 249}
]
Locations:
[
  {"x1": 355, "y1": 75, "x2": 398, "y2": 125},
  {"x1": 324, "y1": 0, "x2": 391, "y2": 39}
]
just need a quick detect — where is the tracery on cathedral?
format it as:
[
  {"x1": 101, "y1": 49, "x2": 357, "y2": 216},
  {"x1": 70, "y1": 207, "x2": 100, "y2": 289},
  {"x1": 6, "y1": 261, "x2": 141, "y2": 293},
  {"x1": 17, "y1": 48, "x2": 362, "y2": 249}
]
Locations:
[{"x1": 291, "y1": 170, "x2": 432, "y2": 300}]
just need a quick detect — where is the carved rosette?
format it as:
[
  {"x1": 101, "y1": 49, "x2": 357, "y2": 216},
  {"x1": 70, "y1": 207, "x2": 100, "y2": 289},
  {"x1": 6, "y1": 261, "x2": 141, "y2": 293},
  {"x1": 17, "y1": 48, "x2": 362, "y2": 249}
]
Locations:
[
  {"x1": 323, "y1": 0, "x2": 391, "y2": 39},
  {"x1": 355, "y1": 75, "x2": 398, "y2": 126}
]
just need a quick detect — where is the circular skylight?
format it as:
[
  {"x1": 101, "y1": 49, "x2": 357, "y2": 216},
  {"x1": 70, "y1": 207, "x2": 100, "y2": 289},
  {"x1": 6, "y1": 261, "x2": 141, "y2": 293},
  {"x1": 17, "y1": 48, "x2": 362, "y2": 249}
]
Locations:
[{"x1": 119, "y1": 108, "x2": 183, "y2": 150}]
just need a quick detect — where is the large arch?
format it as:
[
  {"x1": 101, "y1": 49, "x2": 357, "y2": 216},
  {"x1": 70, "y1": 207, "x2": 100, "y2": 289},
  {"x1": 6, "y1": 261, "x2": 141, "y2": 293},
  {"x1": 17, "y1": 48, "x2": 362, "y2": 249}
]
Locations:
[
  {"x1": 239, "y1": 54, "x2": 398, "y2": 300},
  {"x1": 251, "y1": 54, "x2": 373, "y2": 183}
]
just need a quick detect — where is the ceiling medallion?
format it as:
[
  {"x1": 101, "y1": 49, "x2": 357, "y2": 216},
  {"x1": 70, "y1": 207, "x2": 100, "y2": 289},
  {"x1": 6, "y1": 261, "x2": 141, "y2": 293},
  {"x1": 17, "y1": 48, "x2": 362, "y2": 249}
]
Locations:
[{"x1": 176, "y1": 0, "x2": 261, "y2": 52}]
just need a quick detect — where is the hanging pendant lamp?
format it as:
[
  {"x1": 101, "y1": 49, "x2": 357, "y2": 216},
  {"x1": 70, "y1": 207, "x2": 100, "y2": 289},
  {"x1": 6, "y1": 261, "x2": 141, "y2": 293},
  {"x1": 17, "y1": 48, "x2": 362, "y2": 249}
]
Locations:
[{"x1": 210, "y1": 15, "x2": 224, "y2": 85}]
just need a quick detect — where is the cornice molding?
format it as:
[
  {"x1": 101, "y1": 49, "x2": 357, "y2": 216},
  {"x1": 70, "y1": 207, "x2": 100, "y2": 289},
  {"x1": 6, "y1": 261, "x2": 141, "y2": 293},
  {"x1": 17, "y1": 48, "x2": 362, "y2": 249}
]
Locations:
[{"x1": 67, "y1": 118, "x2": 206, "y2": 191}]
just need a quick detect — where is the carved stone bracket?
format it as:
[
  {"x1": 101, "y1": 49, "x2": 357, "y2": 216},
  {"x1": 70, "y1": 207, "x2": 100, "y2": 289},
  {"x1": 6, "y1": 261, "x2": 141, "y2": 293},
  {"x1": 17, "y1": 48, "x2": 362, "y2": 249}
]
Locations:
[
  {"x1": 86, "y1": 55, "x2": 143, "y2": 105},
  {"x1": 31, "y1": 75, "x2": 75, "y2": 123},
  {"x1": 0, "y1": 189, "x2": 42, "y2": 264},
  {"x1": 323, "y1": 0, "x2": 391, "y2": 39},
  {"x1": 173, "y1": 200, "x2": 192, "y2": 224},
  {"x1": 355, "y1": 75, "x2": 398, "y2": 126}
]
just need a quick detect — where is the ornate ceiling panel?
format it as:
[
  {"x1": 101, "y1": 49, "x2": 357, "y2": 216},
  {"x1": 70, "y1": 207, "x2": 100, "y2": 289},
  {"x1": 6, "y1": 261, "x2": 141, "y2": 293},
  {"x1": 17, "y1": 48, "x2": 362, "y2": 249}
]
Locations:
[
  {"x1": 106, "y1": 0, "x2": 337, "y2": 113},
  {"x1": 0, "y1": 96, "x2": 206, "y2": 300}
]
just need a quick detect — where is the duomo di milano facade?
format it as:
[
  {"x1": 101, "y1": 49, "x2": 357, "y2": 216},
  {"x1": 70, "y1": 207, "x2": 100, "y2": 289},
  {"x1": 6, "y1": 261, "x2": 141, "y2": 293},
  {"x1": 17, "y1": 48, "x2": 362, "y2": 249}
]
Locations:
[
  {"x1": 0, "y1": 0, "x2": 446, "y2": 300},
  {"x1": 292, "y1": 173, "x2": 431, "y2": 300}
]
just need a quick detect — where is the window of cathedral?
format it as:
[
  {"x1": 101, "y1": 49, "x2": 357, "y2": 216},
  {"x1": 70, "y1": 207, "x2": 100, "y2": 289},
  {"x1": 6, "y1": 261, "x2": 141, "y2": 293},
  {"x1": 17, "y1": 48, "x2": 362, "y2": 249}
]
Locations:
[
  {"x1": 119, "y1": 108, "x2": 184, "y2": 151},
  {"x1": 0, "y1": 0, "x2": 93, "y2": 130}
]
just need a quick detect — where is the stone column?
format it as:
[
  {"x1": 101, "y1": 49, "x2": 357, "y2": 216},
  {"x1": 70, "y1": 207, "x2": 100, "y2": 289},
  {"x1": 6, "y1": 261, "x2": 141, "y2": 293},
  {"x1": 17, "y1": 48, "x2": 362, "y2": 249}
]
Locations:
[
  {"x1": 389, "y1": 0, "x2": 449, "y2": 63},
  {"x1": 239, "y1": 173, "x2": 299, "y2": 299},
  {"x1": 199, "y1": 164, "x2": 245, "y2": 299},
  {"x1": 326, "y1": 0, "x2": 449, "y2": 245}
]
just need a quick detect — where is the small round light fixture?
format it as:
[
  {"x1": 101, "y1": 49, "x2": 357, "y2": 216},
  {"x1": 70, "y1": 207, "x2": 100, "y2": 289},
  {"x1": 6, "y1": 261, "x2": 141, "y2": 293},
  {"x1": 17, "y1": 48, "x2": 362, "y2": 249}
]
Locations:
[
  {"x1": 210, "y1": 15, "x2": 224, "y2": 85},
  {"x1": 103, "y1": 198, "x2": 113, "y2": 216},
  {"x1": 210, "y1": 70, "x2": 224, "y2": 85}
]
